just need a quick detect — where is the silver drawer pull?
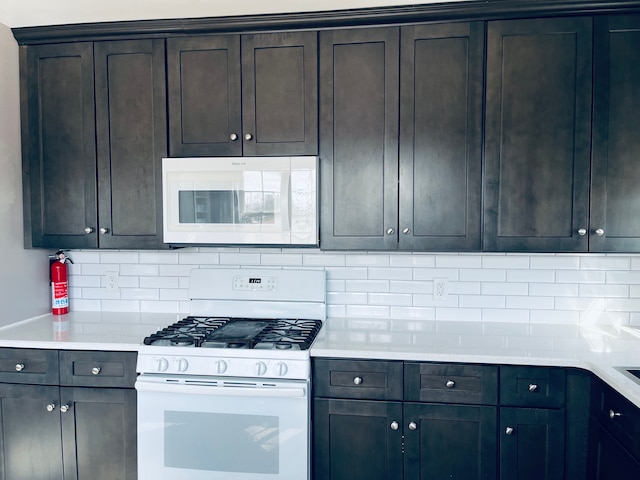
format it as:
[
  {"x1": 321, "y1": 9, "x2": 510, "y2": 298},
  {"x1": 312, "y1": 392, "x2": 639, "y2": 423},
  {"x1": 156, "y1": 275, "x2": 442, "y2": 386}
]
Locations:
[
  {"x1": 528, "y1": 384, "x2": 538, "y2": 392},
  {"x1": 609, "y1": 410, "x2": 622, "y2": 419},
  {"x1": 91, "y1": 367, "x2": 101, "y2": 375},
  {"x1": 46, "y1": 403, "x2": 56, "y2": 412},
  {"x1": 390, "y1": 421, "x2": 399, "y2": 431},
  {"x1": 60, "y1": 405, "x2": 70, "y2": 413},
  {"x1": 408, "y1": 422, "x2": 418, "y2": 431},
  {"x1": 505, "y1": 426, "x2": 515, "y2": 435},
  {"x1": 353, "y1": 376, "x2": 363, "y2": 385},
  {"x1": 446, "y1": 380, "x2": 455, "y2": 389},
  {"x1": 15, "y1": 363, "x2": 25, "y2": 372}
]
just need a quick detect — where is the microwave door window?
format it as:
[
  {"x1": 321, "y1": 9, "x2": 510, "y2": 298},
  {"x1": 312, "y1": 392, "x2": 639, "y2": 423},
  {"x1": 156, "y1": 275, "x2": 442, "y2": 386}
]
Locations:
[{"x1": 178, "y1": 190, "x2": 239, "y2": 224}]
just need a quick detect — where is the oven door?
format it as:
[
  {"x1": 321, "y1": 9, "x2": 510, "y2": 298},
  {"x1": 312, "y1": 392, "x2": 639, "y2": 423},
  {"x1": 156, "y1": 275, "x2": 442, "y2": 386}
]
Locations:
[{"x1": 135, "y1": 375, "x2": 310, "y2": 480}]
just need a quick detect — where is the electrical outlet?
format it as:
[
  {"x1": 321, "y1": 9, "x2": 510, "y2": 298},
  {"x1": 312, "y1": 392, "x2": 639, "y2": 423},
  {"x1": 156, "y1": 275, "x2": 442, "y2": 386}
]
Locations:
[
  {"x1": 433, "y1": 278, "x2": 448, "y2": 301},
  {"x1": 106, "y1": 271, "x2": 119, "y2": 292}
]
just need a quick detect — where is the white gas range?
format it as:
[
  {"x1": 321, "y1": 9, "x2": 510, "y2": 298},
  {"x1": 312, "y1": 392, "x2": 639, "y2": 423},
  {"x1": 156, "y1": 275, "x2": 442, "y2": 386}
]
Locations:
[{"x1": 135, "y1": 268, "x2": 326, "y2": 480}]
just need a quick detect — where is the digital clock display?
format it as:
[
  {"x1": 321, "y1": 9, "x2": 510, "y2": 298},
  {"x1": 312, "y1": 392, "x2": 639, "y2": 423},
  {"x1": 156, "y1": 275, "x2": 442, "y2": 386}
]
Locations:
[{"x1": 249, "y1": 278, "x2": 261, "y2": 284}]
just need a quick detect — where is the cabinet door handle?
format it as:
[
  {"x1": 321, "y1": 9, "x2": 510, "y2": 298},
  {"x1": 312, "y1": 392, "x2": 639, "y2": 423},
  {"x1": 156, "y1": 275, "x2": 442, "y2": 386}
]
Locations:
[
  {"x1": 528, "y1": 384, "x2": 538, "y2": 392},
  {"x1": 84, "y1": 227, "x2": 94, "y2": 234},
  {"x1": 390, "y1": 421, "x2": 399, "y2": 431},
  {"x1": 353, "y1": 376, "x2": 363, "y2": 385},
  {"x1": 408, "y1": 422, "x2": 417, "y2": 431},
  {"x1": 14, "y1": 363, "x2": 25, "y2": 372},
  {"x1": 244, "y1": 133, "x2": 253, "y2": 141},
  {"x1": 46, "y1": 403, "x2": 56, "y2": 412},
  {"x1": 577, "y1": 228, "x2": 587, "y2": 236},
  {"x1": 99, "y1": 227, "x2": 109, "y2": 235},
  {"x1": 386, "y1": 228, "x2": 395, "y2": 235},
  {"x1": 230, "y1": 133, "x2": 238, "y2": 141},
  {"x1": 60, "y1": 405, "x2": 70, "y2": 413},
  {"x1": 505, "y1": 426, "x2": 514, "y2": 435},
  {"x1": 402, "y1": 227, "x2": 411, "y2": 235},
  {"x1": 92, "y1": 367, "x2": 101, "y2": 375},
  {"x1": 595, "y1": 228, "x2": 605, "y2": 236},
  {"x1": 609, "y1": 410, "x2": 622, "y2": 419},
  {"x1": 446, "y1": 380, "x2": 455, "y2": 389}
]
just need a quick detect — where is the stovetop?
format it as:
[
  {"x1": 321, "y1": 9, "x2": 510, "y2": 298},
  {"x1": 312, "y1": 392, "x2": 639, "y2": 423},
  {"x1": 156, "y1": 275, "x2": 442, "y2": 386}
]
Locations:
[{"x1": 143, "y1": 316, "x2": 322, "y2": 351}]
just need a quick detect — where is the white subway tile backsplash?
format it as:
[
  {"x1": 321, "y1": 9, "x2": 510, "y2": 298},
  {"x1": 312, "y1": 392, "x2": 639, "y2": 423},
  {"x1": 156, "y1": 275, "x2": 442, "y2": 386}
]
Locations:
[{"x1": 66, "y1": 250, "x2": 640, "y2": 331}]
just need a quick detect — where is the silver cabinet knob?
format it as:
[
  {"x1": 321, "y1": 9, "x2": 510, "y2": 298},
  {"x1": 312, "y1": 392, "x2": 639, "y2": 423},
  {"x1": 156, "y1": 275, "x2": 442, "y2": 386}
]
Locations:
[
  {"x1": 595, "y1": 228, "x2": 605, "y2": 236},
  {"x1": 402, "y1": 227, "x2": 411, "y2": 235},
  {"x1": 353, "y1": 376, "x2": 363, "y2": 385},
  {"x1": 446, "y1": 380, "x2": 455, "y2": 389},
  {"x1": 60, "y1": 405, "x2": 70, "y2": 413},
  {"x1": 577, "y1": 228, "x2": 587, "y2": 236},
  {"x1": 386, "y1": 228, "x2": 395, "y2": 235},
  {"x1": 91, "y1": 367, "x2": 101, "y2": 375},
  {"x1": 15, "y1": 363, "x2": 25, "y2": 372},
  {"x1": 84, "y1": 227, "x2": 94, "y2": 234},
  {"x1": 230, "y1": 133, "x2": 238, "y2": 141},
  {"x1": 390, "y1": 421, "x2": 399, "y2": 431},
  {"x1": 46, "y1": 404, "x2": 56, "y2": 412},
  {"x1": 528, "y1": 384, "x2": 538, "y2": 392},
  {"x1": 408, "y1": 422, "x2": 418, "y2": 431},
  {"x1": 609, "y1": 409, "x2": 622, "y2": 419},
  {"x1": 505, "y1": 426, "x2": 514, "y2": 435},
  {"x1": 99, "y1": 227, "x2": 109, "y2": 235},
  {"x1": 244, "y1": 133, "x2": 253, "y2": 141}
]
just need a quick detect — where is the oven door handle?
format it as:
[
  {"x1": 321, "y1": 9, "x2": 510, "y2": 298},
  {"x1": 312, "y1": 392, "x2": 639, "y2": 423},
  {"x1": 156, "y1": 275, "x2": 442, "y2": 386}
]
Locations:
[{"x1": 135, "y1": 379, "x2": 306, "y2": 398}]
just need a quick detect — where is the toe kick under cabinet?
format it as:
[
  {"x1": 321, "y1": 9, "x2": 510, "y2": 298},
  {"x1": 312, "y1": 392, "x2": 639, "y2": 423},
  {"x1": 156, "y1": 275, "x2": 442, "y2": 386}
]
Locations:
[
  {"x1": 312, "y1": 359, "x2": 588, "y2": 480},
  {"x1": 0, "y1": 348, "x2": 137, "y2": 480}
]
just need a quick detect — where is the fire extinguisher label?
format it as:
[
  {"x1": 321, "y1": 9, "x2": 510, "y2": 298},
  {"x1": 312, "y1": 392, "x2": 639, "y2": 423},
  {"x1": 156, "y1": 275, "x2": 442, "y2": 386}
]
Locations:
[{"x1": 52, "y1": 282, "x2": 69, "y2": 308}]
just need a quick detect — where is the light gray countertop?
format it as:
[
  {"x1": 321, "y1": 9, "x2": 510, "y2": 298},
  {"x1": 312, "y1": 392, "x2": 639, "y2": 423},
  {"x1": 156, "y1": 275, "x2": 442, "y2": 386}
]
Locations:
[{"x1": 1, "y1": 312, "x2": 640, "y2": 407}]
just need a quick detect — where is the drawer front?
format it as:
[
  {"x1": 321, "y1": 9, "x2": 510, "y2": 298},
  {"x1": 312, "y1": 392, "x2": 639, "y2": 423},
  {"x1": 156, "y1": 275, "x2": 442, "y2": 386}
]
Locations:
[
  {"x1": 404, "y1": 363, "x2": 498, "y2": 405},
  {"x1": 313, "y1": 358, "x2": 403, "y2": 400},
  {"x1": 596, "y1": 381, "x2": 640, "y2": 460},
  {"x1": 0, "y1": 348, "x2": 59, "y2": 384},
  {"x1": 59, "y1": 350, "x2": 137, "y2": 388},
  {"x1": 500, "y1": 366, "x2": 566, "y2": 408}
]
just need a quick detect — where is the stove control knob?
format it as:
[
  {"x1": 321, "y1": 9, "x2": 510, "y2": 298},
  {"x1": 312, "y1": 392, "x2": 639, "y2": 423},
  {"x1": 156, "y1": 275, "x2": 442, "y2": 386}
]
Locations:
[
  {"x1": 255, "y1": 361, "x2": 268, "y2": 376},
  {"x1": 176, "y1": 358, "x2": 189, "y2": 372},
  {"x1": 275, "y1": 362, "x2": 288, "y2": 377},
  {"x1": 156, "y1": 357, "x2": 169, "y2": 372},
  {"x1": 214, "y1": 360, "x2": 228, "y2": 374}
]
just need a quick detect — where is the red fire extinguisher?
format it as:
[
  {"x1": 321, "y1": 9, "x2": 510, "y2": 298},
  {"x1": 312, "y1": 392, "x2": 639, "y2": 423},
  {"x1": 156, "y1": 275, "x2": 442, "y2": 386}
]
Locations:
[{"x1": 51, "y1": 250, "x2": 73, "y2": 315}]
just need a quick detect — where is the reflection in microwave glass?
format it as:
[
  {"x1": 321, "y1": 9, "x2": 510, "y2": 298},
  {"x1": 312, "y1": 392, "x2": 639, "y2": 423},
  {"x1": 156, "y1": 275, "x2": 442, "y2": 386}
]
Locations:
[{"x1": 178, "y1": 190, "x2": 277, "y2": 224}]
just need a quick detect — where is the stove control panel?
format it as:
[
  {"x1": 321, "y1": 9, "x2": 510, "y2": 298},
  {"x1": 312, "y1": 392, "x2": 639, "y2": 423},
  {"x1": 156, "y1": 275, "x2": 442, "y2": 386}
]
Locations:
[
  {"x1": 233, "y1": 275, "x2": 278, "y2": 292},
  {"x1": 137, "y1": 354, "x2": 310, "y2": 380}
]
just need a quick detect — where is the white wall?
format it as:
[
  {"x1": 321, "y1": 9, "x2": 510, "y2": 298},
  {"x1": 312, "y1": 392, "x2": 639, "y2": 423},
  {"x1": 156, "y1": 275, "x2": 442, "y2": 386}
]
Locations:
[
  {"x1": 68, "y1": 249, "x2": 640, "y2": 328},
  {"x1": 0, "y1": 23, "x2": 50, "y2": 324}
]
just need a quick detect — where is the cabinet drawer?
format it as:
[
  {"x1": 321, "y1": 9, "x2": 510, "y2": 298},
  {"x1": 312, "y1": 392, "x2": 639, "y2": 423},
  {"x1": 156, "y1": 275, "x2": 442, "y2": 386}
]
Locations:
[
  {"x1": 404, "y1": 363, "x2": 498, "y2": 405},
  {"x1": 0, "y1": 348, "x2": 59, "y2": 385},
  {"x1": 594, "y1": 380, "x2": 640, "y2": 461},
  {"x1": 500, "y1": 366, "x2": 566, "y2": 408},
  {"x1": 59, "y1": 350, "x2": 137, "y2": 388},
  {"x1": 313, "y1": 359, "x2": 403, "y2": 400}
]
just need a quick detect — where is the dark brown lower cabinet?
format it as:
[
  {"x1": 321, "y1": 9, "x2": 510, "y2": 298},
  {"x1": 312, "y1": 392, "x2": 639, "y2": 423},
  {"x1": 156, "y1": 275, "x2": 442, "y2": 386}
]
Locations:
[
  {"x1": 499, "y1": 407, "x2": 565, "y2": 480},
  {"x1": 0, "y1": 383, "x2": 136, "y2": 480}
]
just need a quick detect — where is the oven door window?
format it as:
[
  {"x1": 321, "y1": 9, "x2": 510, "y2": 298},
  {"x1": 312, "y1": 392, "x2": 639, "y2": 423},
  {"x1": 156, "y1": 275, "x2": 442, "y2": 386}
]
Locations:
[{"x1": 165, "y1": 411, "x2": 279, "y2": 474}]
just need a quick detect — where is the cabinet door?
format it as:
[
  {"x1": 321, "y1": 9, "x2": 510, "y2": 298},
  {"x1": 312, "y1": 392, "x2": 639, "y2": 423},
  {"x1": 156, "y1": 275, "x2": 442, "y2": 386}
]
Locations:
[
  {"x1": 167, "y1": 35, "x2": 242, "y2": 157},
  {"x1": 0, "y1": 384, "x2": 64, "y2": 479},
  {"x1": 23, "y1": 42, "x2": 97, "y2": 248},
  {"x1": 241, "y1": 32, "x2": 317, "y2": 156},
  {"x1": 61, "y1": 387, "x2": 137, "y2": 480},
  {"x1": 320, "y1": 27, "x2": 399, "y2": 250},
  {"x1": 404, "y1": 403, "x2": 497, "y2": 480},
  {"x1": 499, "y1": 407, "x2": 565, "y2": 480},
  {"x1": 484, "y1": 18, "x2": 592, "y2": 252},
  {"x1": 313, "y1": 398, "x2": 403, "y2": 480},
  {"x1": 95, "y1": 39, "x2": 167, "y2": 249},
  {"x1": 592, "y1": 423, "x2": 640, "y2": 480},
  {"x1": 399, "y1": 22, "x2": 483, "y2": 250},
  {"x1": 590, "y1": 15, "x2": 640, "y2": 252}
]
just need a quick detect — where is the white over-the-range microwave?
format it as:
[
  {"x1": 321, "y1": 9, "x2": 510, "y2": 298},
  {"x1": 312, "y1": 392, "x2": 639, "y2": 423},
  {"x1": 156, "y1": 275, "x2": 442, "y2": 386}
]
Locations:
[{"x1": 162, "y1": 156, "x2": 318, "y2": 246}]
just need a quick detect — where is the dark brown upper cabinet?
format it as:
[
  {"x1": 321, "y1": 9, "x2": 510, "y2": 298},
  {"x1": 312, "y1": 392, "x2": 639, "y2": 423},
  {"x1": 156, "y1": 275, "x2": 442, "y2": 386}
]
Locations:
[
  {"x1": 22, "y1": 39, "x2": 167, "y2": 249},
  {"x1": 484, "y1": 17, "x2": 593, "y2": 252},
  {"x1": 320, "y1": 23, "x2": 484, "y2": 250},
  {"x1": 590, "y1": 15, "x2": 640, "y2": 252},
  {"x1": 167, "y1": 32, "x2": 318, "y2": 157}
]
